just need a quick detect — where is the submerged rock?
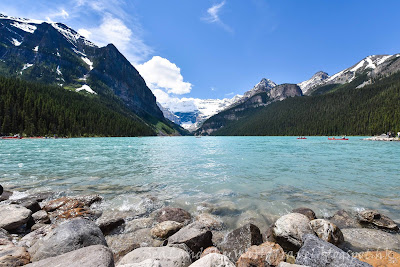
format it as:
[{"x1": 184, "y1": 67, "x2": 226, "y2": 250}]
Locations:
[
  {"x1": 272, "y1": 213, "x2": 314, "y2": 252},
  {"x1": 167, "y1": 222, "x2": 213, "y2": 259},
  {"x1": 117, "y1": 247, "x2": 191, "y2": 267},
  {"x1": 236, "y1": 242, "x2": 285, "y2": 267},
  {"x1": 328, "y1": 210, "x2": 362, "y2": 229},
  {"x1": 29, "y1": 218, "x2": 107, "y2": 261},
  {"x1": 0, "y1": 243, "x2": 31, "y2": 266},
  {"x1": 0, "y1": 204, "x2": 32, "y2": 231},
  {"x1": 292, "y1": 208, "x2": 317, "y2": 221},
  {"x1": 296, "y1": 234, "x2": 371, "y2": 266},
  {"x1": 309, "y1": 219, "x2": 344, "y2": 245},
  {"x1": 219, "y1": 223, "x2": 263, "y2": 262},
  {"x1": 25, "y1": 245, "x2": 114, "y2": 267},
  {"x1": 189, "y1": 253, "x2": 235, "y2": 267},
  {"x1": 151, "y1": 221, "x2": 183, "y2": 239},
  {"x1": 154, "y1": 207, "x2": 192, "y2": 225},
  {"x1": 358, "y1": 210, "x2": 399, "y2": 231},
  {"x1": 195, "y1": 213, "x2": 224, "y2": 231},
  {"x1": 340, "y1": 228, "x2": 400, "y2": 252}
]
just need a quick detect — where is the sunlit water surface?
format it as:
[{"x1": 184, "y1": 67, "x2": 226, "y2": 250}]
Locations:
[{"x1": 1, "y1": 136, "x2": 399, "y2": 230}]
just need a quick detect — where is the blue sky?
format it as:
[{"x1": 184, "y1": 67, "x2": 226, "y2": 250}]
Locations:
[{"x1": 1, "y1": 0, "x2": 400, "y2": 110}]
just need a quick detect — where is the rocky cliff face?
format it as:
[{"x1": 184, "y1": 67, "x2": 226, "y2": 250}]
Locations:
[
  {"x1": 298, "y1": 71, "x2": 329, "y2": 94},
  {"x1": 0, "y1": 14, "x2": 163, "y2": 119}
]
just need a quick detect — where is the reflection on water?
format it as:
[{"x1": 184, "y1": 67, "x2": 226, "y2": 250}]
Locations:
[{"x1": 1, "y1": 136, "x2": 399, "y2": 229}]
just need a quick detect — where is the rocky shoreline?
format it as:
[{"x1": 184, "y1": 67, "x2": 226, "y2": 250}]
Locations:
[{"x1": 0, "y1": 189, "x2": 399, "y2": 267}]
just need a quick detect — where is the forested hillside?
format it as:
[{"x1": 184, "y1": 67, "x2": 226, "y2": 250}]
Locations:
[
  {"x1": 0, "y1": 77, "x2": 156, "y2": 137},
  {"x1": 210, "y1": 72, "x2": 400, "y2": 136}
]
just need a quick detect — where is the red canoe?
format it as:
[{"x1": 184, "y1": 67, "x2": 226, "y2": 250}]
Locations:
[
  {"x1": 328, "y1": 137, "x2": 348, "y2": 140},
  {"x1": 297, "y1": 137, "x2": 307, "y2": 139}
]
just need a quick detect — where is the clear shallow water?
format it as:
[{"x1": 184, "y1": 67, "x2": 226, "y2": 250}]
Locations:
[{"x1": 1, "y1": 136, "x2": 399, "y2": 229}]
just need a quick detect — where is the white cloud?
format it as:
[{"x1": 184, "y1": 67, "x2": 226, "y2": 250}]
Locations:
[
  {"x1": 136, "y1": 56, "x2": 192, "y2": 95},
  {"x1": 202, "y1": 1, "x2": 233, "y2": 33},
  {"x1": 78, "y1": 28, "x2": 91, "y2": 39}
]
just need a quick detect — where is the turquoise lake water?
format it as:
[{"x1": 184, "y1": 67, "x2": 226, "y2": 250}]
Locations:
[{"x1": 1, "y1": 136, "x2": 399, "y2": 229}]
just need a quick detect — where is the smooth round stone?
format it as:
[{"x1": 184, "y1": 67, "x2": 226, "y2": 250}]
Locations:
[{"x1": 0, "y1": 204, "x2": 32, "y2": 231}]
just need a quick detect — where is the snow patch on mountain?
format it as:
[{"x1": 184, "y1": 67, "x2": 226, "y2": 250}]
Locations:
[
  {"x1": 76, "y1": 84, "x2": 97, "y2": 94},
  {"x1": 56, "y1": 66, "x2": 62, "y2": 76},
  {"x1": 298, "y1": 71, "x2": 329, "y2": 94},
  {"x1": 22, "y1": 63, "x2": 33, "y2": 71},
  {"x1": 11, "y1": 38, "x2": 22, "y2": 46},
  {"x1": 33, "y1": 46, "x2": 39, "y2": 52},
  {"x1": 81, "y1": 57, "x2": 93, "y2": 70},
  {"x1": 10, "y1": 21, "x2": 37, "y2": 34}
]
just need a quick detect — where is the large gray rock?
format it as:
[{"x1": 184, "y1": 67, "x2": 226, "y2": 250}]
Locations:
[
  {"x1": 117, "y1": 247, "x2": 191, "y2": 267},
  {"x1": 96, "y1": 214, "x2": 125, "y2": 235},
  {"x1": 167, "y1": 222, "x2": 213, "y2": 259},
  {"x1": 219, "y1": 223, "x2": 263, "y2": 262},
  {"x1": 29, "y1": 218, "x2": 107, "y2": 261},
  {"x1": 19, "y1": 224, "x2": 56, "y2": 248},
  {"x1": 0, "y1": 243, "x2": 31, "y2": 266},
  {"x1": 32, "y1": 210, "x2": 50, "y2": 224},
  {"x1": 154, "y1": 207, "x2": 192, "y2": 225},
  {"x1": 309, "y1": 219, "x2": 344, "y2": 245},
  {"x1": 340, "y1": 228, "x2": 400, "y2": 252},
  {"x1": 358, "y1": 210, "x2": 399, "y2": 231},
  {"x1": 272, "y1": 213, "x2": 314, "y2": 252},
  {"x1": 189, "y1": 253, "x2": 235, "y2": 267},
  {"x1": 296, "y1": 234, "x2": 371, "y2": 266},
  {"x1": 25, "y1": 245, "x2": 114, "y2": 267},
  {"x1": 151, "y1": 221, "x2": 183, "y2": 239},
  {"x1": 0, "y1": 204, "x2": 32, "y2": 230}
]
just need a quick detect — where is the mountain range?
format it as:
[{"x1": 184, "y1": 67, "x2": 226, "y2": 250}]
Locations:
[{"x1": 0, "y1": 14, "x2": 186, "y2": 136}]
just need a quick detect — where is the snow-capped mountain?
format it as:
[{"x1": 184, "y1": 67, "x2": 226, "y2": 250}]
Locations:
[
  {"x1": 232, "y1": 78, "x2": 276, "y2": 106},
  {"x1": 299, "y1": 54, "x2": 400, "y2": 94},
  {"x1": 0, "y1": 14, "x2": 163, "y2": 119},
  {"x1": 158, "y1": 95, "x2": 242, "y2": 131}
]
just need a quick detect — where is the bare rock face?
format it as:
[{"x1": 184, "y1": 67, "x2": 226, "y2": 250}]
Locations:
[
  {"x1": 151, "y1": 221, "x2": 183, "y2": 239},
  {"x1": 0, "y1": 204, "x2": 32, "y2": 231},
  {"x1": 25, "y1": 245, "x2": 114, "y2": 267},
  {"x1": 0, "y1": 243, "x2": 30, "y2": 266},
  {"x1": 355, "y1": 250, "x2": 400, "y2": 267},
  {"x1": 29, "y1": 218, "x2": 107, "y2": 261},
  {"x1": 189, "y1": 253, "x2": 235, "y2": 267},
  {"x1": 219, "y1": 223, "x2": 263, "y2": 262},
  {"x1": 272, "y1": 213, "x2": 314, "y2": 252},
  {"x1": 154, "y1": 207, "x2": 192, "y2": 225},
  {"x1": 236, "y1": 242, "x2": 285, "y2": 267},
  {"x1": 292, "y1": 208, "x2": 317, "y2": 221},
  {"x1": 117, "y1": 247, "x2": 191, "y2": 267},
  {"x1": 358, "y1": 210, "x2": 399, "y2": 231},
  {"x1": 309, "y1": 219, "x2": 344, "y2": 245},
  {"x1": 296, "y1": 234, "x2": 371, "y2": 267}
]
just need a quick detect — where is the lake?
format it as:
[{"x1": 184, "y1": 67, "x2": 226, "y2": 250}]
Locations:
[{"x1": 1, "y1": 136, "x2": 399, "y2": 230}]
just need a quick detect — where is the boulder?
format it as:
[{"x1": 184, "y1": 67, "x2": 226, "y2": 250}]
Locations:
[
  {"x1": 272, "y1": 213, "x2": 314, "y2": 252},
  {"x1": 19, "y1": 224, "x2": 56, "y2": 248},
  {"x1": 236, "y1": 242, "x2": 285, "y2": 267},
  {"x1": 0, "y1": 204, "x2": 32, "y2": 231},
  {"x1": 117, "y1": 247, "x2": 191, "y2": 267},
  {"x1": 189, "y1": 253, "x2": 235, "y2": 267},
  {"x1": 32, "y1": 210, "x2": 50, "y2": 224},
  {"x1": 219, "y1": 223, "x2": 263, "y2": 262},
  {"x1": 195, "y1": 213, "x2": 224, "y2": 231},
  {"x1": 118, "y1": 259, "x2": 162, "y2": 267},
  {"x1": 154, "y1": 207, "x2": 192, "y2": 225},
  {"x1": 355, "y1": 250, "x2": 400, "y2": 267},
  {"x1": 29, "y1": 218, "x2": 107, "y2": 261},
  {"x1": 292, "y1": 208, "x2": 317, "y2": 221},
  {"x1": 10, "y1": 199, "x2": 41, "y2": 213},
  {"x1": 106, "y1": 229, "x2": 162, "y2": 263},
  {"x1": 96, "y1": 215, "x2": 125, "y2": 235},
  {"x1": 340, "y1": 228, "x2": 400, "y2": 252},
  {"x1": 309, "y1": 219, "x2": 344, "y2": 245},
  {"x1": 151, "y1": 221, "x2": 183, "y2": 239},
  {"x1": 278, "y1": 263, "x2": 309, "y2": 267},
  {"x1": 0, "y1": 190, "x2": 12, "y2": 201},
  {"x1": 0, "y1": 243, "x2": 30, "y2": 266},
  {"x1": 200, "y1": 247, "x2": 221, "y2": 258},
  {"x1": 296, "y1": 234, "x2": 371, "y2": 266},
  {"x1": 167, "y1": 222, "x2": 213, "y2": 259},
  {"x1": 358, "y1": 210, "x2": 399, "y2": 231},
  {"x1": 328, "y1": 210, "x2": 362, "y2": 229},
  {"x1": 0, "y1": 228, "x2": 11, "y2": 241},
  {"x1": 31, "y1": 223, "x2": 47, "y2": 231},
  {"x1": 25, "y1": 245, "x2": 114, "y2": 267}
]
